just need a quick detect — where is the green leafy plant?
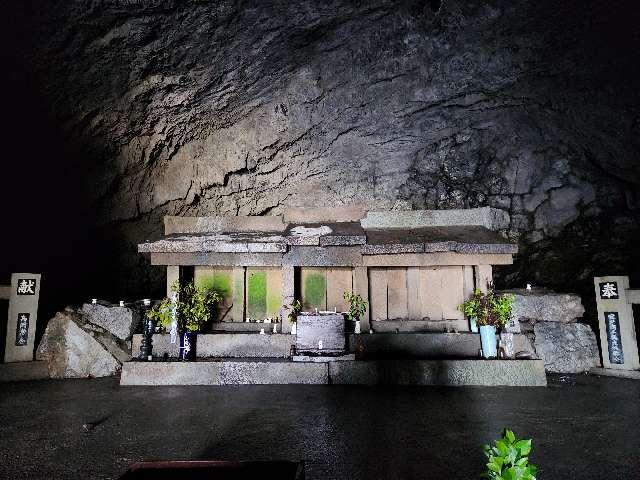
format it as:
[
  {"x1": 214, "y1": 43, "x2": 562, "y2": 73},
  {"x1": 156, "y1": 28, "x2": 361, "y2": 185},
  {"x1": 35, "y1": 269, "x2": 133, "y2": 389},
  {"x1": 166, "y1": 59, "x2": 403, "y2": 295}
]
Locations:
[
  {"x1": 343, "y1": 291, "x2": 367, "y2": 321},
  {"x1": 146, "y1": 297, "x2": 174, "y2": 327},
  {"x1": 154, "y1": 280, "x2": 222, "y2": 333},
  {"x1": 458, "y1": 289, "x2": 515, "y2": 329},
  {"x1": 286, "y1": 299, "x2": 302, "y2": 324},
  {"x1": 482, "y1": 428, "x2": 537, "y2": 480}
]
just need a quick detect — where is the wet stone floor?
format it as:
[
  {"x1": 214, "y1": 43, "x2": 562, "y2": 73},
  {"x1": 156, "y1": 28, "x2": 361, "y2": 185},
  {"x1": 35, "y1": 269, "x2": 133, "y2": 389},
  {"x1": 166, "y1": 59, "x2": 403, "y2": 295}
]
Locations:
[{"x1": 0, "y1": 374, "x2": 639, "y2": 479}]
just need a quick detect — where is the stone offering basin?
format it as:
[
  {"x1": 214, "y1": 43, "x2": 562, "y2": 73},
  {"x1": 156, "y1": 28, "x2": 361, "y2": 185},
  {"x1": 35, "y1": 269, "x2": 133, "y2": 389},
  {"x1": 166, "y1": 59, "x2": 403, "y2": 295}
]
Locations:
[{"x1": 296, "y1": 313, "x2": 346, "y2": 353}]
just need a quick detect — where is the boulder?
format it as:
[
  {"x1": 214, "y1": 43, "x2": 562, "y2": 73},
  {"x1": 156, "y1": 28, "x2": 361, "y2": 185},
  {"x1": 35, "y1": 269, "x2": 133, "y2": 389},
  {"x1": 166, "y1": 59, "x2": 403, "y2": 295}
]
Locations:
[
  {"x1": 501, "y1": 289, "x2": 585, "y2": 331},
  {"x1": 36, "y1": 311, "x2": 120, "y2": 378},
  {"x1": 533, "y1": 322, "x2": 600, "y2": 373},
  {"x1": 81, "y1": 303, "x2": 140, "y2": 340}
]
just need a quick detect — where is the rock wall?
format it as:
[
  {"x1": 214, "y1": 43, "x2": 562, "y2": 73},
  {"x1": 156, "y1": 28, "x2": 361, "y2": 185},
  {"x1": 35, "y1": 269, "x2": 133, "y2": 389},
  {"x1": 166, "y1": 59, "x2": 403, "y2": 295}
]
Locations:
[{"x1": 2, "y1": 0, "x2": 639, "y2": 323}]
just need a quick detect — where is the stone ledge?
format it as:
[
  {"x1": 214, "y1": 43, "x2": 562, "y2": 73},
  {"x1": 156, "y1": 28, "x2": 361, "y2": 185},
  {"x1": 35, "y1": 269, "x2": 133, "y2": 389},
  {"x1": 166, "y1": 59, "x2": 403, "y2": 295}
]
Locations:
[
  {"x1": 361, "y1": 207, "x2": 510, "y2": 230},
  {"x1": 120, "y1": 360, "x2": 328, "y2": 386},
  {"x1": 0, "y1": 361, "x2": 50, "y2": 382},
  {"x1": 119, "y1": 359, "x2": 546, "y2": 386},
  {"x1": 590, "y1": 367, "x2": 640, "y2": 380},
  {"x1": 329, "y1": 359, "x2": 547, "y2": 386},
  {"x1": 132, "y1": 333, "x2": 294, "y2": 358}
]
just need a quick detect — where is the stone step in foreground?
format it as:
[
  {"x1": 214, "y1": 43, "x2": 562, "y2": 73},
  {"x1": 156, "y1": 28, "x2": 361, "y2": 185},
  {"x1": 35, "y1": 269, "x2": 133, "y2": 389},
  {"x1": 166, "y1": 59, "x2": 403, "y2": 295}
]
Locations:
[{"x1": 120, "y1": 359, "x2": 546, "y2": 387}]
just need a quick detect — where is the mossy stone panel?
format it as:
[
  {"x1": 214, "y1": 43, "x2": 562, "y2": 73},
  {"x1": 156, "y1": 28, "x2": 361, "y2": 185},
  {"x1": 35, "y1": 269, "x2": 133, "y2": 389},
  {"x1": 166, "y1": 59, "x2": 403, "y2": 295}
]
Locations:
[
  {"x1": 194, "y1": 267, "x2": 233, "y2": 321},
  {"x1": 246, "y1": 267, "x2": 282, "y2": 320}
]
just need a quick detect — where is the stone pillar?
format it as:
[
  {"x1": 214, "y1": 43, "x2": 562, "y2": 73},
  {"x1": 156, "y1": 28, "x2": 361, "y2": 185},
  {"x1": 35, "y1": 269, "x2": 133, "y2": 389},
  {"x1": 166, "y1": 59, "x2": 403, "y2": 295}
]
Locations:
[
  {"x1": 280, "y1": 266, "x2": 295, "y2": 333},
  {"x1": 166, "y1": 266, "x2": 179, "y2": 297},
  {"x1": 474, "y1": 265, "x2": 492, "y2": 293},
  {"x1": 352, "y1": 267, "x2": 370, "y2": 331},
  {"x1": 4, "y1": 273, "x2": 41, "y2": 363},
  {"x1": 231, "y1": 267, "x2": 245, "y2": 322},
  {"x1": 594, "y1": 276, "x2": 640, "y2": 370}
]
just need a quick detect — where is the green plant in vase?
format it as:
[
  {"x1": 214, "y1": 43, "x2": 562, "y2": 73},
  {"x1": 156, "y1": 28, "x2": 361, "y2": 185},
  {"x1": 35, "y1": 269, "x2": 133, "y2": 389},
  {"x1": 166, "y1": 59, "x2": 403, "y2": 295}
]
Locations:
[
  {"x1": 286, "y1": 299, "x2": 302, "y2": 334},
  {"x1": 343, "y1": 291, "x2": 367, "y2": 333},
  {"x1": 458, "y1": 289, "x2": 515, "y2": 358},
  {"x1": 154, "y1": 280, "x2": 221, "y2": 360}
]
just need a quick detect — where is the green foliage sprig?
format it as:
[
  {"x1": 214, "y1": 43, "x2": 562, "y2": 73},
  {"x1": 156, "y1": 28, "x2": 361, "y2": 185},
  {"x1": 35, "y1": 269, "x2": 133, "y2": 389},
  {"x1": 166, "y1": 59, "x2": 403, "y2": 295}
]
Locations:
[
  {"x1": 458, "y1": 288, "x2": 515, "y2": 329},
  {"x1": 343, "y1": 291, "x2": 367, "y2": 321},
  {"x1": 151, "y1": 280, "x2": 221, "y2": 333},
  {"x1": 482, "y1": 428, "x2": 537, "y2": 480},
  {"x1": 286, "y1": 299, "x2": 302, "y2": 324},
  {"x1": 146, "y1": 297, "x2": 174, "y2": 327}
]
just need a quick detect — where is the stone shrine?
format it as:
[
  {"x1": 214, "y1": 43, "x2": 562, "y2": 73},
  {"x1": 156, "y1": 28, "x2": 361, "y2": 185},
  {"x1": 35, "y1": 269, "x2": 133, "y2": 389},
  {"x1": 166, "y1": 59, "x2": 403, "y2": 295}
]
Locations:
[{"x1": 138, "y1": 206, "x2": 516, "y2": 334}]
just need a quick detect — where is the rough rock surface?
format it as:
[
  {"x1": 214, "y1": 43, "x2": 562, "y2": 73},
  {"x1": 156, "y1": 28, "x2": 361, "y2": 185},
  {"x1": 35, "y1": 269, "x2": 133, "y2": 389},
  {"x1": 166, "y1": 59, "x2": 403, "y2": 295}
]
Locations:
[
  {"x1": 36, "y1": 311, "x2": 121, "y2": 378},
  {"x1": 2, "y1": 0, "x2": 640, "y2": 316},
  {"x1": 81, "y1": 303, "x2": 141, "y2": 341},
  {"x1": 500, "y1": 289, "x2": 585, "y2": 332},
  {"x1": 533, "y1": 322, "x2": 600, "y2": 373}
]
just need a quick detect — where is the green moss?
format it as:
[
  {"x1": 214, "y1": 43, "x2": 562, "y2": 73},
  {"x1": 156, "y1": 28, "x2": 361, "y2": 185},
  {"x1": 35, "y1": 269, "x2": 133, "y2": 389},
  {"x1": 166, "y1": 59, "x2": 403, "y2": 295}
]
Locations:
[
  {"x1": 196, "y1": 273, "x2": 232, "y2": 299},
  {"x1": 304, "y1": 273, "x2": 326, "y2": 309},
  {"x1": 266, "y1": 291, "x2": 281, "y2": 317},
  {"x1": 247, "y1": 271, "x2": 267, "y2": 319}
]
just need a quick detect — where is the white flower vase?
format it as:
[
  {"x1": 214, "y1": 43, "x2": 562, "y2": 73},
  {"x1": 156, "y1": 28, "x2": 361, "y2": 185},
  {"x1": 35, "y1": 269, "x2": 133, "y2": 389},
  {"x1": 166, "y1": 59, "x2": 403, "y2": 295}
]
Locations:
[
  {"x1": 291, "y1": 323, "x2": 297, "y2": 335},
  {"x1": 354, "y1": 320, "x2": 361, "y2": 334}
]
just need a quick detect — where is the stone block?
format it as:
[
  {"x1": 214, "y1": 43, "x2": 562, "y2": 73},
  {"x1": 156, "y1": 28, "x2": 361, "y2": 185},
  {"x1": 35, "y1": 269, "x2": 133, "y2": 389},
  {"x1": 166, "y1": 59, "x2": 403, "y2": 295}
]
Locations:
[
  {"x1": 283, "y1": 206, "x2": 368, "y2": 223},
  {"x1": 282, "y1": 246, "x2": 362, "y2": 266},
  {"x1": 164, "y1": 215, "x2": 287, "y2": 234},
  {"x1": 36, "y1": 311, "x2": 120, "y2": 378},
  {"x1": 81, "y1": 303, "x2": 140, "y2": 341},
  {"x1": 328, "y1": 359, "x2": 547, "y2": 386},
  {"x1": 132, "y1": 333, "x2": 293, "y2": 358},
  {"x1": 533, "y1": 322, "x2": 600, "y2": 373},
  {"x1": 361, "y1": 207, "x2": 509, "y2": 231},
  {"x1": 296, "y1": 314, "x2": 345, "y2": 353},
  {"x1": 120, "y1": 360, "x2": 328, "y2": 385},
  {"x1": 499, "y1": 289, "x2": 585, "y2": 328},
  {"x1": 151, "y1": 252, "x2": 284, "y2": 267}
]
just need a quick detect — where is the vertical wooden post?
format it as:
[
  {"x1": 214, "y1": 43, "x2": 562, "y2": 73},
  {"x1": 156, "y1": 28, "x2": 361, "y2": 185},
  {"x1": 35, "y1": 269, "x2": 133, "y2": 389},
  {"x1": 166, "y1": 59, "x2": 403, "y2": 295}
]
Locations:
[
  {"x1": 474, "y1": 265, "x2": 492, "y2": 293},
  {"x1": 352, "y1": 267, "x2": 370, "y2": 331},
  {"x1": 231, "y1": 267, "x2": 245, "y2": 322},
  {"x1": 462, "y1": 265, "x2": 475, "y2": 298},
  {"x1": 407, "y1": 267, "x2": 421, "y2": 320},
  {"x1": 166, "y1": 266, "x2": 179, "y2": 298},
  {"x1": 594, "y1": 276, "x2": 640, "y2": 370},
  {"x1": 281, "y1": 266, "x2": 295, "y2": 333}
]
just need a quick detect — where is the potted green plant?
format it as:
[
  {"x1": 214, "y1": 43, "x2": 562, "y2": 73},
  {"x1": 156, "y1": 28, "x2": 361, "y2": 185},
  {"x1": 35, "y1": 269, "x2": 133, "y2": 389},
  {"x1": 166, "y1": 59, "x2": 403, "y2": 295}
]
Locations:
[
  {"x1": 155, "y1": 281, "x2": 221, "y2": 360},
  {"x1": 343, "y1": 291, "x2": 367, "y2": 334},
  {"x1": 286, "y1": 299, "x2": 302, "y2": 335},
  {"x1": 144, "y1": 297, "x2": 174, "y2": 359},
  {"x1": 458, "y1": 289, "x2": 515, "y2": 358},
  {"x1": 482, "y1": 428, "x2": 537, "y2": 479}
]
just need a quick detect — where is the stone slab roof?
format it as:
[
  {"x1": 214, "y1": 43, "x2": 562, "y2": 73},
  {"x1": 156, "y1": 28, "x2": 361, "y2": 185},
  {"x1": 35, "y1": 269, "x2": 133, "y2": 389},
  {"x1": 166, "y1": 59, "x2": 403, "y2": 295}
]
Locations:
[{"x1": 140, "y1": 221, "x2": 517, "y2": 256}]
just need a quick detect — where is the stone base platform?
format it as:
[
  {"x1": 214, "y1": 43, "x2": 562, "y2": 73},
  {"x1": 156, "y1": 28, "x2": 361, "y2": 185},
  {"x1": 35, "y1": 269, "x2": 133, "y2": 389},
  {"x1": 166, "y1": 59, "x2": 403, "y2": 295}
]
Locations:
[
  {"x1": 120, "y1": 359, "x2": 546, "y2": 387},
  {"x1": 0, "y1": 361, "x2": 50, "y2": 382},
  {"x1": 348, "y1": 332, "x2": 535, "y2": 359},
  {"x1": 590, "y1": 367, "x2": 640, "y2": 380}
]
